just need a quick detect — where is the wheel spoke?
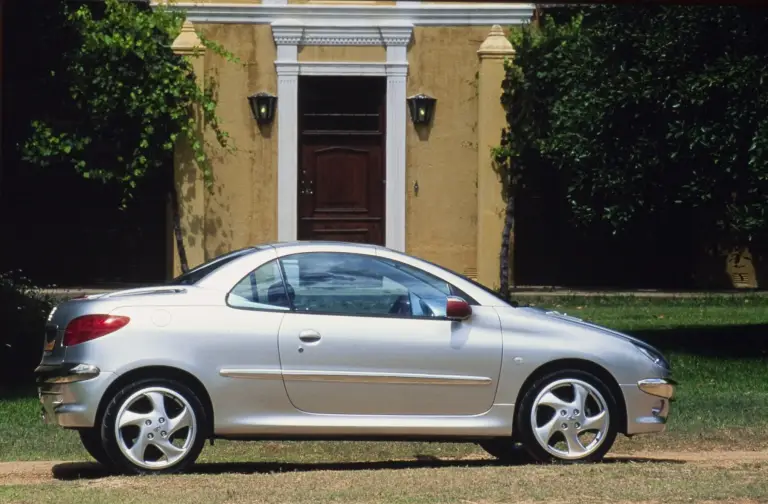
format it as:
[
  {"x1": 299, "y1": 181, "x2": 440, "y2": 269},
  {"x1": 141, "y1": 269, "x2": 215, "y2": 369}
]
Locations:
[
  {"x1": 130, "y1": 433, "x2": 150, "y2": 462},
  {"x1": 534, "y1": 416, "x2": 560, "y2": 446},
  {"x1": 146, "y1": 392, "x2": 168, "y2": 419},
  {"x1": 563, "y1": 428, "x2": 586, "y2": 456},
  {"x1": 153, "y1": 439, "x2": 186, "y2": 462},
  {"x1": 581, "y1": 410, "x2": 607, "y2": 433},
  {"x1": 167, "y1": 407, "x2": 193, "y2": 437},
  {"x1": 537, "y1": 391, "x2": 570, "y2": 411},
  {"x1": 118, "y1": 410, "x2": 149, "y2": 428},
  {"x1": 571, "y1": 383, "x2": 589, "y2": 412}
]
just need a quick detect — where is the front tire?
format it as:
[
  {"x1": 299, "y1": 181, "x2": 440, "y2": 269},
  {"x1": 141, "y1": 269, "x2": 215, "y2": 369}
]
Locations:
[
  {"x1": 78, "y1": 428, "x2": 113, "y2": 469},
  {"x1": 516, "y1": 369, "x2": 618, "y2": 464},
  {"x1": 100, "y1": 378, "x2": 208, "y2": 475}
]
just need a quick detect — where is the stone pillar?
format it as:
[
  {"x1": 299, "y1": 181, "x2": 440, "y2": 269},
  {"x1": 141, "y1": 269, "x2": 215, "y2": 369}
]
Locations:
[
  {"x1": 170, "y1": 21, "x2": 206, "y2": 278},
  {"x1": 476, "y1": 25, "x2": 515, "y2": 290}
]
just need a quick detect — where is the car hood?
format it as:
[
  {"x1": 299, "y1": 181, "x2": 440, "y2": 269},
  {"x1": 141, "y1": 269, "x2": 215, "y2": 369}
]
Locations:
[{"x1": 517, "y1": 305, "x2": 666, "y2": 358}]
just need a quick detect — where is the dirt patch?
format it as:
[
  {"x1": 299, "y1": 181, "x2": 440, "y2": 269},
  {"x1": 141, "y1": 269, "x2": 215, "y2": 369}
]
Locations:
[{"x1": 2, "y1": 450, "x2": 768, "y2": 486}]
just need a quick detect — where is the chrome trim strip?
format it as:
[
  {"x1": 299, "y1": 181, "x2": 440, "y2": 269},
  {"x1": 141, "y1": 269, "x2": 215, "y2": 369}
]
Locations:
[
  {"x1": 219, "y1": 368, "x2": 283, "y2": 380},
  {"x1": 637, "y1": 378, "x2": 676, "y2": 400},
  {"x1": 219, "y1": 368, "x2": 492, "y2": 386}
]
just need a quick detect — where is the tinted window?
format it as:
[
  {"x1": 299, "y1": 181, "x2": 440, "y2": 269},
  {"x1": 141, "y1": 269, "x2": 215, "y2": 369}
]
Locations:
[
  {"x1": 170, "y1": 248, "x2": 257, "y2": 286},
  {"x1": 279, "y1": 252, "x2": 457, "y2": 318},
  {"x1": 228, "y1": 260, "x2": 291, "y2": 310}
]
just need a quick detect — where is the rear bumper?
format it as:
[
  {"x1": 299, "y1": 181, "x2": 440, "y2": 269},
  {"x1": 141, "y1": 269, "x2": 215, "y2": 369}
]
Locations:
[
  {"x1": 622, "y1": 378, "x2": 676, "y2": 436},
  {"x1": 36, "y1": 363, "x2": 115, "y2": 428}
]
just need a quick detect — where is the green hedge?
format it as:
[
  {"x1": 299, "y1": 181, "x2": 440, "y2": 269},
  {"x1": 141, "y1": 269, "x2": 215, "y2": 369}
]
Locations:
[
  {"x1": 0, "y1": 271, "x2": 57, "y2": 388},
  {"x1": 496, "y1": 5, "x2": 768, "y2": 251}
]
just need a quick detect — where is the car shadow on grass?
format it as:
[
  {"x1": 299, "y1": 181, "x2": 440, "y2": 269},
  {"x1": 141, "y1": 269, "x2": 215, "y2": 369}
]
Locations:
[{"x1": 50, "y1": 455, "x2": 684, "y2": 480}]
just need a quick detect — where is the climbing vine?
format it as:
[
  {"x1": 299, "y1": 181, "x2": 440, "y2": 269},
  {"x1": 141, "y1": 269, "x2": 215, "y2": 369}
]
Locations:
[{"x1": 22, "y1": 0, "x2": 239, "y2": 271}]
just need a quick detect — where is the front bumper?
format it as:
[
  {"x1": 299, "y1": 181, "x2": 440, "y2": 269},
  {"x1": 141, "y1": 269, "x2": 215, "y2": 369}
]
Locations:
[
  {"x1": 36, "y1": 363, "x2": 115, "y2": 428},
  {"x1": 622, "y1": 378, "x2": 676, "y2": 435}
]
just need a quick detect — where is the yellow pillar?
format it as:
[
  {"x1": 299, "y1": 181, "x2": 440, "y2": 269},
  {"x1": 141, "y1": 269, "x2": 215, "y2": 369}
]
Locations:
[
  {"x1": 170, "y1": 21, "x2": 206, "y2": 278},
  {"x1": 476, "y1": 25, "x2": 516, "y2": 290}
]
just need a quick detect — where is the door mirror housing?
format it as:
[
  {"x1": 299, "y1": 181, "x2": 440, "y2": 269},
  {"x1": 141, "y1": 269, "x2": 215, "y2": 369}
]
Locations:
[{"x1": 446, "y1": 296, "x2": 472, "y2": 321}]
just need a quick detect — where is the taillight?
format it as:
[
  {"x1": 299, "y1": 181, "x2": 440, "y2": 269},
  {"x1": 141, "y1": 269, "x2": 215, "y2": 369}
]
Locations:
[{"x1": 63, "y1": 315, "x2": 130, "y2": 346}]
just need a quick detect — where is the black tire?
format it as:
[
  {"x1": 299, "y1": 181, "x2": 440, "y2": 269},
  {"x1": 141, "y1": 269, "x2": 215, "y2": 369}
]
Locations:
[
  {"x1": 516, "y1": 369, "x2": 618, "y2": 464},
  {"x1": 78, "y1": 428, "x2": 114, "y2": 469},
  {"x1": 100, "y1": 378, "x2": 208, "y2": 475},
  {"x1": 478, "y1": 438, "x2": 534, "y2": 465}
]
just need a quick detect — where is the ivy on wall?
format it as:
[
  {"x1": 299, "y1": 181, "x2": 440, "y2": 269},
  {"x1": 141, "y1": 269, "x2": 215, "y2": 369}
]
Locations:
[{"x1": 21, "y1": 0, "x2": 239, "y2": 272}]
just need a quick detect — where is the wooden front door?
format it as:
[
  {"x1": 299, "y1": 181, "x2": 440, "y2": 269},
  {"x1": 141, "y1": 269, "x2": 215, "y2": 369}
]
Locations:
[{"x1": 298, "y1": 77, "x2": 386, "y2": 245}]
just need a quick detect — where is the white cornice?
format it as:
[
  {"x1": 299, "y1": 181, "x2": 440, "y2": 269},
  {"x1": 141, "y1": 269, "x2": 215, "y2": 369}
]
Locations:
[
  {"x1": 154, "y1": 2, "x2": 535, "y2": 26},
  {"x1": 272, "y1": 21, "x2": 413, "y2": 46}
]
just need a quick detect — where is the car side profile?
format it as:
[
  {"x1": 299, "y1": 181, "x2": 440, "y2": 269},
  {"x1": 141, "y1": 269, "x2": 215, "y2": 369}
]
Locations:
[{"x1": 36, "y1": 241, "x2": 675, "y2": 474}]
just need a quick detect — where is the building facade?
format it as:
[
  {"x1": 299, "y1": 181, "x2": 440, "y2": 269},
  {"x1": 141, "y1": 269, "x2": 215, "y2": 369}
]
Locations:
[{"x1": 165, "y1": 1, "x2": 534, "y2": 288}]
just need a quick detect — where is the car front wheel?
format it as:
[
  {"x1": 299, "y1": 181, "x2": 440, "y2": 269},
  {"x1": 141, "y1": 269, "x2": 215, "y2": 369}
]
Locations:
[
  {"x1": 78, "y1": 428, "x2": 113, "y2": 469},
  {"x1": 100, "y1": 378, "x2": 208, "y2": 475},
  {"x1": 516, "y1": 369, "x2": 618, "y2": 463}
]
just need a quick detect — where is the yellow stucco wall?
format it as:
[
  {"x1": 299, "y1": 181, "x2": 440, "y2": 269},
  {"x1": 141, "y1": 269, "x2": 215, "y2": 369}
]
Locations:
[
  {"x1": 405, "y1": 26, "x2": 487, "y2": 276},
  {"x1": 186, "y1": 23, "x2": 492, "y2": 277},
  {"x1": 198, "y1": 24, "x2": 279, "y2": 259}
]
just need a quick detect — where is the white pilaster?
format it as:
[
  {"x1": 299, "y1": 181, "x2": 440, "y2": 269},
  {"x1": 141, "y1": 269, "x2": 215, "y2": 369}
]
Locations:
[
  {"x1": 273, "y1": 24, "x2": 301, "y2": 242},
  {"x1": 382, "y1": 30, "x2": 410, "y2": 252}
]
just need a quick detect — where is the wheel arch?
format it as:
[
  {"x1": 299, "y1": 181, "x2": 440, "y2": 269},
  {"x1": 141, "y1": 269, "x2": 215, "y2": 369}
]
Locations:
[
  {"x1": 512, "y1": 358, "x2": 628, "y2": 435},
  {"x1": 95, "y1": 365, "x2": 215, "y2": 436}
]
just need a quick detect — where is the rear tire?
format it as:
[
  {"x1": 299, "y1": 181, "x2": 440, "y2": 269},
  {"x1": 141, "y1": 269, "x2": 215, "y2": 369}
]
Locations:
[
  {"x1": 516, "y1": 369, "x2": 618, "y2": 464},
  {"x1": 78, "y1": 428, "x2": 114, "y2": 469},
  {"x1": 100, "y1": 378, "x2": 208, "y2": 475},
  {"x1": 478, "y1": 438, "x2": 533, "y2": 464}
]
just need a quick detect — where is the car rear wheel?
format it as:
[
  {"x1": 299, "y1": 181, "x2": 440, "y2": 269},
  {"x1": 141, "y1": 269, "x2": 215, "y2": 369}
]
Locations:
[
  {"x1": 100, "y1": 378, "x2": 208, "y2": 475},
  {"x1": 516, "y1": 369, "x2": 618, "y2": 464},
  {"x1": 477, "y1": 438, "x2": 533, "y2": 464},
  {"x1": 78, "y1": 428, "x2": 113, "y2": 469}
]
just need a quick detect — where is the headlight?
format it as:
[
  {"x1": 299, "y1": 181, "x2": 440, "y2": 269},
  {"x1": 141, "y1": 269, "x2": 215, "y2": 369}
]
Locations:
[{"x1": 636, "y1": 345, "x2": 669, "y2": 369}]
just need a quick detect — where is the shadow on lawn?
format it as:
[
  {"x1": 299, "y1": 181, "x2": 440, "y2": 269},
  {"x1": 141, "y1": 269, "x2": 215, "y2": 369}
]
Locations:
[
  {"x1": 51, "y1": 455, "x2": 684, "y2": 480},
  {"x1": 629, "y1": 323, "x2": 768, "y2": 358}
]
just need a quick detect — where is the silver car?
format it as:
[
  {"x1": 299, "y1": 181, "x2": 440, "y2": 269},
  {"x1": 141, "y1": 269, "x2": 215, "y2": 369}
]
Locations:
[{"x1": 36, "y1": 241, "x2": 675, "y2": 474}]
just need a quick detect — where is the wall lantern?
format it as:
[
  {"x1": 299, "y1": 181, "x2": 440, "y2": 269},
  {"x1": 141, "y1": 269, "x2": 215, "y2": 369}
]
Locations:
[
  {"x1": 407, "y1": 94, "x2": 436, "y2": 125},
  {"x1": 248, "y1": 92, "x2": 277, "y2": 125}
]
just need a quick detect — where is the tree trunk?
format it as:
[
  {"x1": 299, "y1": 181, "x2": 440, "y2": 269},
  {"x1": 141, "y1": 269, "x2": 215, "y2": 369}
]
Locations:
[
  {"x1": 499, "y1": 189, "x2": 515, "y2": 301},
  {"x1": 169, "y1": 185, "x2": 189, "y2": 274}
]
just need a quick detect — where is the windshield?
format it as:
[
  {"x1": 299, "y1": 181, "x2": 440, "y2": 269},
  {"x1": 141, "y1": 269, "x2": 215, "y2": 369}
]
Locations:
[
  {"x1": 169, "y1": 247, "x2": 258, "y2": 286},
  {"x1": 413, "y1": 257, "x2": 514, "y2": 306}
]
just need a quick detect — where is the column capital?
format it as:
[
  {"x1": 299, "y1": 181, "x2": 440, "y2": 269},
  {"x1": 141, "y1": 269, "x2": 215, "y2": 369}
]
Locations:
[
  {"x1": 477, "y1": 24, "x2": 515, "y2": 60},
  {"x1": 172, "y1": 20, "x2": 205, "y2": 57}
]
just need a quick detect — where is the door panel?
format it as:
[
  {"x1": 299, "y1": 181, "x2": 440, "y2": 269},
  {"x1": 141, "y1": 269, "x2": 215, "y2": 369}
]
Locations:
[
  {"x1": 277, "y1": 308, "x2": 503, "y2": 416},
  {"x1": 299, "y1": 140, "x2": 384, "y2": 245}
]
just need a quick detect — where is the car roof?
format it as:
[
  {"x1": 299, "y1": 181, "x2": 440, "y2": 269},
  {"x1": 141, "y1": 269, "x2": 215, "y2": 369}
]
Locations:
[{"x1": 266, "y1": 240, "x2": 383, "y2": 252}]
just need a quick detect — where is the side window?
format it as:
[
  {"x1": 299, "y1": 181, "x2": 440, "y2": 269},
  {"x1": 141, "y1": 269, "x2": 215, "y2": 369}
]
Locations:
[
  {"x1": 278, "y1": 252, "x2": 454, "y2": 318},
  {"x1": 227, "y1": 260, "x2": 291, "y2": 310}
]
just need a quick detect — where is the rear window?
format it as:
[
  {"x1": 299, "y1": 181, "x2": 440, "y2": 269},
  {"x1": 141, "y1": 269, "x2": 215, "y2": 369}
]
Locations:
[{"x1": 169, "y1": 247, "x2": 257, "y2": 286}]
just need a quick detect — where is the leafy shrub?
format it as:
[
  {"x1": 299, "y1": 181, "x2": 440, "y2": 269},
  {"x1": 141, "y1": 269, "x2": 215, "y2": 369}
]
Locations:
[{"x1": 0, "y1": 271, "x2": 57, "y2": 388}]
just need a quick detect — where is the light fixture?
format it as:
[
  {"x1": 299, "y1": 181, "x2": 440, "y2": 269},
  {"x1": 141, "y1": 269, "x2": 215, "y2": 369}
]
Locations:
[
  {"x1": 248, "y1": 92, "x2": 277, "y2": 125},
  {"x1": 406, "y1": 93, "x2": 436, "y2": 125}
]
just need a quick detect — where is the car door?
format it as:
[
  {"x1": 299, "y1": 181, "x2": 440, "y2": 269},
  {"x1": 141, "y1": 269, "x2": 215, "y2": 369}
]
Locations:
[{"x1": 276, "y1": 251, "x2": 503, "y2": 416}]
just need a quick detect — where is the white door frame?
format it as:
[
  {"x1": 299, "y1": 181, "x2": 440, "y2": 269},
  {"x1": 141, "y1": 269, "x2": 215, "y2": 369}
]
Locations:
[{"x1": 272, "y1": 22, "x2": 412, "y2": 252}]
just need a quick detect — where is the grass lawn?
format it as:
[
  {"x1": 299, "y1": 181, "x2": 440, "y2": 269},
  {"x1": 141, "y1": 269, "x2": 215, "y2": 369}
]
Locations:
[{"x1": 1, "y1": 295, "x2": 768, "y2": 503}]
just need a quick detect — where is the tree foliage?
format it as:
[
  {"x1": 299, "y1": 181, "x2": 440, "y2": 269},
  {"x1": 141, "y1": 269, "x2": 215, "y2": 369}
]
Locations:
[
  {"x1": 22, "y1": 0, "x2": 236, "y2": 205},
  {"x1": 495, "y1": 5, "x2": 768, "y2": 263}
]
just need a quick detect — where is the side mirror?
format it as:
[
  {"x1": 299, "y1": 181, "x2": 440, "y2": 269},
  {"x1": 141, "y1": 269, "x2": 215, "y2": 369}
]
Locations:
[{"x1": 446, "y1": 296, "x2": 472, "y2": 321}]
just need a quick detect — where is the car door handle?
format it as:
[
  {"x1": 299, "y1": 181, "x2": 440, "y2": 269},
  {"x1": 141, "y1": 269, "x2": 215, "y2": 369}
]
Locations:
[{"x1": 298, "y1": 330, "x2": 321, "y2": 343}]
